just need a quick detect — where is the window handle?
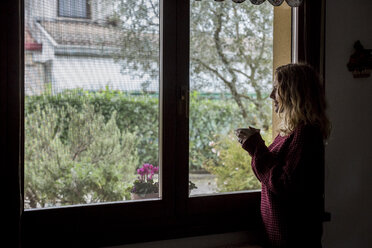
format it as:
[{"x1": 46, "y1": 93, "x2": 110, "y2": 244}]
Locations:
[
  {"x1": 178, "y1": 87, "x2": 189, "y2": 118},
  {"x1": 323, "y1": 211, "x2": 331, "y2": 222}
]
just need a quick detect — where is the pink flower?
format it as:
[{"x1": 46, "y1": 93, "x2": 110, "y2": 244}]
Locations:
[
  {"x1": 136, "y1": 164, "x2": 159, "y2": 182},
  {"x1": 137, "y1": 168, "x2": 145, "y2": 175}
]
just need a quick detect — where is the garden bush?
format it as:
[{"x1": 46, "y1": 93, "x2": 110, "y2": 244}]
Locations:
[
  {"x1": 25, "y1": 89, "x2": 271, "y2": 206},
  {"x1": 25, "y1": 102, "x2": 138, "y2": 208},
  {"x1": 26, "y1": 89, "x2": 248, "y2": 171},
  {"x1": 204, "y1": 128, "x2": 272, "y2": 192}
]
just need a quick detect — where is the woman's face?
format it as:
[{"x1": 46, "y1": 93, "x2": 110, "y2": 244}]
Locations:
[{"x1": 270, "y1": 81, "x2": 280, "y2": 113}]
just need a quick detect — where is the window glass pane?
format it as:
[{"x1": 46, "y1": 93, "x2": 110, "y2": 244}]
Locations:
[
  {"x1": 189, "y1": 1, "x2": 274, "y2": 196},
  {"x1": 24, "y1": 0, "x2": 160, "y2": 209},
  {"x1": 59, "y1": 0, "x2": 87, "y2": 18}
]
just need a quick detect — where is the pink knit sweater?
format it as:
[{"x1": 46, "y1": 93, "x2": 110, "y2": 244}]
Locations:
[{"x1": 243, "y1": 124, "x2": 324, "y2": 248}]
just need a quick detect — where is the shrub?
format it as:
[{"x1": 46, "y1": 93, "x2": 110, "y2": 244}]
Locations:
[
  {"x1": 26, "y1": 90, "x2": 159, "y2": 166},
  {"x1": 24, "y1": 103, "x2": 138, "y2": 208},
  {"x1": 24, "y1": 89, "x2": 272, "y2": 205},
  {"x1": 204, "y1": 128, "x2": 272, "y2": 192},
  {"x1": 189, "y1": 91, "x2": 248, "y2": 170},
  {"x1": 26, "y1": 89, "x2": 250, "y2": 171}
]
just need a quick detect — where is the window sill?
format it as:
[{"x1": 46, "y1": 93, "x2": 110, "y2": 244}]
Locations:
[{"x1": 104, "y1": 231, "x2": 263, "y2": 248}]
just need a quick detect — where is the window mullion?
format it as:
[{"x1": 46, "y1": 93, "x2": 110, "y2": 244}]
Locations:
[
  {"x1": 160, "y1": 0, "x2": 180, "y2": 217},
  {"x1": 173, "y1": 0, "x2": 190, "y2": 218}
]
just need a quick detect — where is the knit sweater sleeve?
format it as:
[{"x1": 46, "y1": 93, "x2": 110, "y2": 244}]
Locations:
[{"x1": 242, "y1": 126, "x2": 311, "y2": 196}]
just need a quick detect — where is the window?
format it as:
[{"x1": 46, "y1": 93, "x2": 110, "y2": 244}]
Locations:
[
  {"x1": 25, "y1": 0, "x2": 160, "y2": 209},
  {"x1": 58, "y1": 0, "x2": 89, "y2": 18},
  {"x1": 1, "y1": 0, "x2": 324, "y2": 247},
  {"x1": 189, "y1": 1, "x2": 274, "y2": 196}
]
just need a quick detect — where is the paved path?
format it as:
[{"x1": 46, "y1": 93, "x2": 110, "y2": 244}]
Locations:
[{"x1": 189, "y1": 173, "x2": 218, "y2": 196}]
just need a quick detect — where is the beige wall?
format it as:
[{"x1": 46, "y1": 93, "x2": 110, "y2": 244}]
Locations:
[{"x1": 272, "y1": 3, "x2": 292, "y2": 138}]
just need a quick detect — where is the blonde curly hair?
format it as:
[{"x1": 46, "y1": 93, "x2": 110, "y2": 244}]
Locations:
[{"x1": 275, "y1": 63, "x2": 331, "y2": 139}]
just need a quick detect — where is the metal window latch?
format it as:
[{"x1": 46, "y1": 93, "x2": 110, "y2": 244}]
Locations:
[
  {"x1": 178, "y1": 87, "x2": 189, "y2": 118},
  {"x1": 323, "y1": 211, "x2": 331, "y2": 222}
]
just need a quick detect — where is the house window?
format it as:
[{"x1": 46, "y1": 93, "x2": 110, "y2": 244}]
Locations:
[
  {"x1": 58, "y1": 0, "x2": 89, "y2": 18},
  {"x1": 25, "y1": 0, "x2": 160, "y2": 209},
  {"x1": 24, "y1": 0, "x2": 282, "y2": 209},
  {"x1": 189, "y1": 1, "x2": 274, "y2": 196},
  {"x1": 2, "y1": 0, "x2": 322, "y2": 246}
]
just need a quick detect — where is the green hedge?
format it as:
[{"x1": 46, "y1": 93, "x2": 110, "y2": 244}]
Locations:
[
  {"x1": 25, "y1": 89, "x2": 273, "y2": 207},
  {"x1": 25, "y1": 102, "x2": 139, "y2": 207},
  {"x1": 25, "y1": 89, "x2": 249, "y2": 171}
]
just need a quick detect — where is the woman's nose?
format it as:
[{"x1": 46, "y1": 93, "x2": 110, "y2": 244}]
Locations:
[{"x1": 270, "y1": 89, "x2": 275, "y2": 100}]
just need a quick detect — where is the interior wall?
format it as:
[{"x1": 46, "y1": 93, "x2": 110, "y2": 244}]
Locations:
[{"x1": 324, "y1": 0, "x2": 372, "y2": 247}]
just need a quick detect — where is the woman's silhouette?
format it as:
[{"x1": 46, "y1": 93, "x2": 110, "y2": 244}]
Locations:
[{"x1": 236, "y1": 63, "x2": 330, "y2": 248}]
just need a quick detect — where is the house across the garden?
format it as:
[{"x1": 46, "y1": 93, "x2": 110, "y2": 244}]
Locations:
[{"x1": 25, "y1": 0, "x2": 158, "y2": 95}]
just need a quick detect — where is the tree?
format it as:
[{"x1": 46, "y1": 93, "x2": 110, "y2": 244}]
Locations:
[
  {"x1": 204, "y1": 126, "x2": 272, "y2": 192},
  {"x1": 204, "y1": 133, "x2": 261, "y2": 192},
  {"x1": 106, "y1": 0, "x2": 273, "y2": 130},
  {"x1": 190, "y1": 1, "x2": 273, "y2": 130},
  {"x1": 24, "y1": 103, "x2": 138, "y2": 208}
]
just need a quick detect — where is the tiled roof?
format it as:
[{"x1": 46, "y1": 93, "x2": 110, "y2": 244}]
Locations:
[
  {"x1": 39, "y1": 20, "x2": 123, "y2": 47},
  {"x1": 25, "y1": 28, "x2": 42, "y2": 51}
]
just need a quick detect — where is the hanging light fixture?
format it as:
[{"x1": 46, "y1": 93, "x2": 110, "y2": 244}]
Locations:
[{"x1": 195, "y1": 0, "x2": 303, "y2": 7}]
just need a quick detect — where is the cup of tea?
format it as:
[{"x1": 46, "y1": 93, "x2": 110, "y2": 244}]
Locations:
[{"x1": 234, "y1": 127, "x2": 260, "y2": 144}]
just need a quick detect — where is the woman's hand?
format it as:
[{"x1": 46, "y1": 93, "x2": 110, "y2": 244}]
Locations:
[{"x1": 235, "y1": 127, "x2": 260, "y2": 145}]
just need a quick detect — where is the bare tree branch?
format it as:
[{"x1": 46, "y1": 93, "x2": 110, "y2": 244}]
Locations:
[
  {"x1": 213, "y1": 8, "x2": 250, "y2": 122},
  {"x1": 149, "y1": 0, "x2": 158, "y2": 17},
  {"x1": 192, "y1": 58, "x2": 232, "y2": 87}
]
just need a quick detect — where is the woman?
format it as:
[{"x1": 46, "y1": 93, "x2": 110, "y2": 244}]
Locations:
[{"x1": 235, "y1": 63, "x2": 330, "y2": 248}]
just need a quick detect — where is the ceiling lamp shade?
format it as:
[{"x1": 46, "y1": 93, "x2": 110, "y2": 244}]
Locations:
[{"x1": 196, "y1": 0, "x2": 303, "y2": 7}]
